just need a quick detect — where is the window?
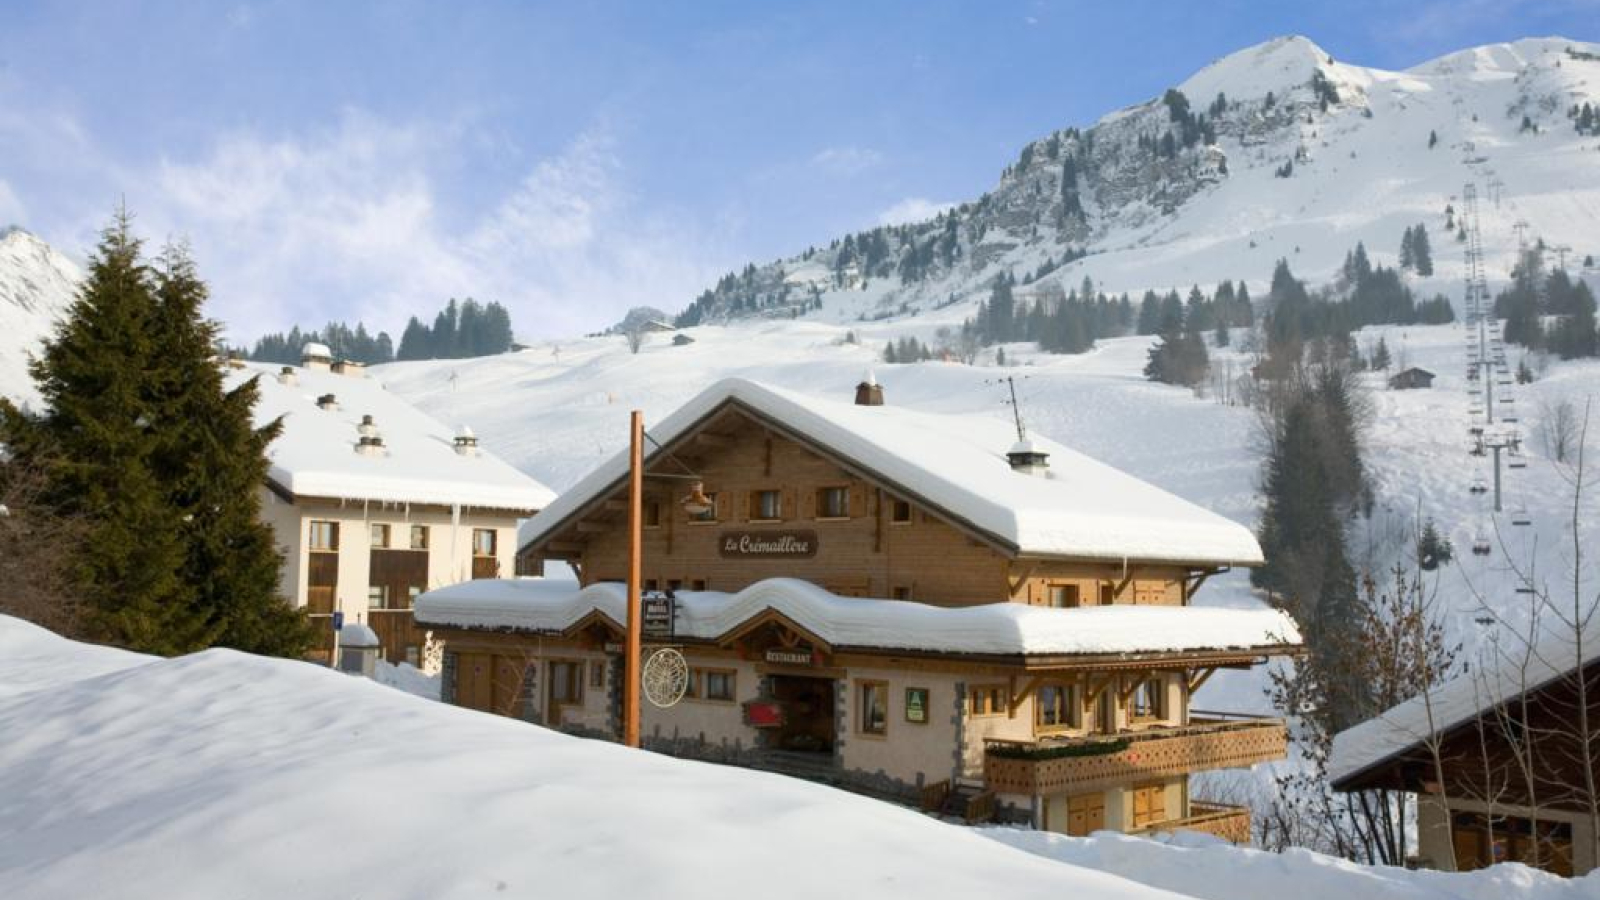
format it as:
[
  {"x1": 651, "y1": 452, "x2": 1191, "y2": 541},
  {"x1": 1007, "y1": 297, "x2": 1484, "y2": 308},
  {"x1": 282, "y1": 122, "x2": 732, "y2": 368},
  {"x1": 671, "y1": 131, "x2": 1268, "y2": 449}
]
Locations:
[
  {"x1": 643, "y1": 499, "x2": 662, "y2": 528},
  {"x1": 549, "y1": 661, "x2": 584, "y2": 704},
  {"x1": 643, "y1": 578, "x2": 659, "y2": 592},
  {"x1": 890, "y1": 498, "x2": 913, "y2": 523},
  {"x1": 409, "y1": 525, "x2": 429, "y2": 550},
  {"x1": 1048, "y1": 584, "x2": 1081, "y2": 608},
  {"x1": 969, "y1": 684, "x2": 1006, "y2": 717},
  {"x1": 1132, "y1": 677, "x2": 1166, "y2": 721},
  {"x1": 904, "y1": 687, "x2": 930, "y2": 724},
  {"x1": 472, "y1": 528, "x2": 497, "y2": 557},
  {"x1": 891, "y1": 585, "x2": 912, "y2": 601},
  {"x1": 690, "y1": 579, "x2": 707, "y2": 591},
  {"x1": 689, "y1": 492, "x2": 719, "y2": 523},
  {"x1": 817, "y1": 486, "x2": 849, "y2": 519},
  {"x1": 1036, "y1": 683, "x2": 1081, "y2": 731},
  {"x1": 703, "y1": 669, "x2": 735, "y2": 702},
  {"x1": 589, "y1": 660, "x2": 605, "y2": 689},
  {"x1": 369, "y1": 523, "x2": 390, "y2": 548},
  {"x1": 407, "y1": 585, "x2": 422, "y2": 608},
  {"x1": 667, "y1": 579, "x2": 683, "y2": 592},
  {"x1": 309, "y1": 520, "x2": 339, "y2": 551},
  {"x1": 367, "y1": 584, "x2": 389, "y2": 610},
  {"x1": 859, "y1": 680, "x2": 888, "y2": 735},
  {"x1": 750, "y1": 489, "x2": 782, "y2": 521}
]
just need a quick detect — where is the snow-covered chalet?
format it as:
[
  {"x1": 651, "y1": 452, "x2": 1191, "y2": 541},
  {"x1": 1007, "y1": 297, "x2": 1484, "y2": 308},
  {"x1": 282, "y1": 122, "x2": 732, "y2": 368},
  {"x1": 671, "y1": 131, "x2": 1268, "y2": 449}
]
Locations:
[
  {"x1": 417, "y1": 376, "x2": 1300, "y2": 837},
  {"x1": 228, "y1": 344, "x2": 555, "y2": 667}
]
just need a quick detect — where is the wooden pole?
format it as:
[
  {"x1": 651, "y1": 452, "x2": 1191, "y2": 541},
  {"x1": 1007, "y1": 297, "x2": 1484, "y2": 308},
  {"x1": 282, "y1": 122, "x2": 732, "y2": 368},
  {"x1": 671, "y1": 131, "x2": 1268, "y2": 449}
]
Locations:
[{"x1": 625, "y1": 410, "x2": 644, "y2": 748}]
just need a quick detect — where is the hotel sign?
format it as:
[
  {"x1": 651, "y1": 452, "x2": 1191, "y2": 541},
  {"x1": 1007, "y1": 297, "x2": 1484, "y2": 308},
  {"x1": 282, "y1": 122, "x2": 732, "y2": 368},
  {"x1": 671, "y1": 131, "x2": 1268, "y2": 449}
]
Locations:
[
  {"x1": 719, "y1": 530, "x2": 818, "y2": 559},
  {"x1": 642, "y1": 592, "x2": 675, "y2": 639}
]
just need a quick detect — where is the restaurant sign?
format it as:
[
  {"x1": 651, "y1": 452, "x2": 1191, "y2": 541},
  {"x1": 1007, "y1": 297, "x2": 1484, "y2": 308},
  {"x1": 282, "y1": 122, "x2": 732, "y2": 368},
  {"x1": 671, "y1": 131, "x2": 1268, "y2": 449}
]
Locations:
[
  {"x1": 764, "y1": 648, "x2": 816, "y2": 666},
  {"x1": 642, "y1": 591, "x2": 675, "y2": 639},
  {"x1": 719, "y1": 529, "x2": 818, "y2": 559}
]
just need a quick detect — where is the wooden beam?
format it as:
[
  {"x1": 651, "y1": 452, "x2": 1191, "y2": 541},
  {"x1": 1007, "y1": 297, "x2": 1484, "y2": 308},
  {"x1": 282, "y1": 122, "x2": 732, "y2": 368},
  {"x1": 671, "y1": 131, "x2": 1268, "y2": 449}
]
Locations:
[
  {"x1": 1007, "y1": 561, "x2": 1039, "y2": 599},
  {"x1": 575, "y1": 521, "x2": 608, "y2": 533},
  {"x1": 1007, "y1": 674, "x2": 1017, "y2": 719},
  {"x1": 546, "y1": 541, "x2": 587, "y2": 554},
  {"x1": 1009, "y1": 674, "x2": 1048, "y2": 716},
  {"x1": 1084, "y1": 674, "x2": 1115, "y2": 707},
  {"x1": 1187, "y1": 667, "x2": 1218, "y2": 695}
]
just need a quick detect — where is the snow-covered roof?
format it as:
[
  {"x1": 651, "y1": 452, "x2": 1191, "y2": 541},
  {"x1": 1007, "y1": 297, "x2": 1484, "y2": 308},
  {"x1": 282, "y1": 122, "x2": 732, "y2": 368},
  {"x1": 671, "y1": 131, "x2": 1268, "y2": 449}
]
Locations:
[
  {"x1": 519, "y1": 377, "x2": 1264, "y2": 567},
  {"x1": 416, "y1": 576, "x2": 1301, "y2": 659},
  {"x1": 301, "y1": 341, "x2": 332, "y2": 359},
  {"x1": 1330, "y1": 618, "x2": 1600, "y2": 788},
  {"x1": 227, "y1": 362, "x2": 556, "y2": 512}
]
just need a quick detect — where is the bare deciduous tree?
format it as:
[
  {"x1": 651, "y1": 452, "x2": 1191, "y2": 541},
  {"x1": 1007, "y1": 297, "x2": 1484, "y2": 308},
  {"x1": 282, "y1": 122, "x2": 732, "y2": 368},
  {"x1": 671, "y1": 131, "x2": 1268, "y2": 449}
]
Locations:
[
  {"x1": 1540, "y1": 397, "x2": 1579, "y2": 463},
  {"x1": 0, "y1": 453, "x2": 88, "y2": 637}
]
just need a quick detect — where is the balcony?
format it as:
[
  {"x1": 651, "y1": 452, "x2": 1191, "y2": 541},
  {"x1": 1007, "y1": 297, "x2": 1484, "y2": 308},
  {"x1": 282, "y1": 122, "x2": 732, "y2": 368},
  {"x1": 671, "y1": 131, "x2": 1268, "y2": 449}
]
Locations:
[
  {"x1": 983, "y1": 713, "x2": 1287, "y2": 796},
  {"x1": 1129, "y1": 801, "x2": 1252, "y2": 844}
]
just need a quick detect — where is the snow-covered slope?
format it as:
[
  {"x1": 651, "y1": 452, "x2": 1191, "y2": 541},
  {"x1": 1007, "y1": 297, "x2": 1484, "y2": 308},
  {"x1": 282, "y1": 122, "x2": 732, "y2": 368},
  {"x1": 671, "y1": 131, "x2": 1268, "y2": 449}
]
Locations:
[
  {"x1": 0, "y1": 613, "x2": 1183, "y2": 900},
  {"x1": 0, "y1": 227, "x2": 79, "y2": 409},
  {"x1": 680, "y1": 36, "x2": 1600, "y2": 329}
]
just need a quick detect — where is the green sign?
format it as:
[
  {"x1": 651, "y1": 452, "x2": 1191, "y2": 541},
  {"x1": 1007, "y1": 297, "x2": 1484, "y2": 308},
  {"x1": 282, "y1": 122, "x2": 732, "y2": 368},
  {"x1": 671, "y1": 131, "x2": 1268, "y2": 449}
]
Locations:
[{"x1": 905, "y1": 687, "x2": 929, "y2": 724}]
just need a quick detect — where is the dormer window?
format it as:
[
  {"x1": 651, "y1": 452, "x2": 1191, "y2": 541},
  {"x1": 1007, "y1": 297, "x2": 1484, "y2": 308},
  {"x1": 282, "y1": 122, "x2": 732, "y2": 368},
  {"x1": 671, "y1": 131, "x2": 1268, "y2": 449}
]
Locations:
[{"x1": 890, "y1": 498, "x2": 912, "y2": 524}]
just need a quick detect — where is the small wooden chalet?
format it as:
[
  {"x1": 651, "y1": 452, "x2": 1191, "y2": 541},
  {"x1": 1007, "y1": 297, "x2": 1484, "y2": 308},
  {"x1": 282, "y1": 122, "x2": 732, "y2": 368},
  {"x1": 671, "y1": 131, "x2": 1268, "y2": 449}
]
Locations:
[
  {"x1": 1388, "y1": 367, "x2": 1436, "y2": 390},
  {"x1": 419, "y1": 376, "x2": 1301, "y2": 839},
  {"x1": 1331, "y1": 626, "x2": 1600, "y2": 875}
]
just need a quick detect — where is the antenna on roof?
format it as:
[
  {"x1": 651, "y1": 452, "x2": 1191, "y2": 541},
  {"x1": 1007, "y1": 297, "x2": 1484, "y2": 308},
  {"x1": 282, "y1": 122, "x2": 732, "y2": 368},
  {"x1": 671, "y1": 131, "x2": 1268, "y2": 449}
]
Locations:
[{"x1": 1005, "y1": 376, "x2": 1025, "y2": 441}]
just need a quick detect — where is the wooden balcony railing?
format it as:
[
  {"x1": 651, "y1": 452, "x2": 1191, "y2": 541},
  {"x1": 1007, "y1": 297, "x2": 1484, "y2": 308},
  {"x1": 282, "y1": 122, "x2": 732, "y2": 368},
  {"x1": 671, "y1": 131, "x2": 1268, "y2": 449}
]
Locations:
[
  {"x1": 1129, "y1": 801, "x2": 1251, "y2": 844},
  {"x1": 983, "y1": 715, "x2": 1287, "y2": 796}
]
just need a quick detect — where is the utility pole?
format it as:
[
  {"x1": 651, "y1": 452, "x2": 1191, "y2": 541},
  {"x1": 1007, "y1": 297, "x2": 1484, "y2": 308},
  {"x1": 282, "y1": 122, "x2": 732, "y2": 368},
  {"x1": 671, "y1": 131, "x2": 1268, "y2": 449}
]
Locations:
[{"x1": 625, "y1": 410, "x2": 644, "y2": 748}]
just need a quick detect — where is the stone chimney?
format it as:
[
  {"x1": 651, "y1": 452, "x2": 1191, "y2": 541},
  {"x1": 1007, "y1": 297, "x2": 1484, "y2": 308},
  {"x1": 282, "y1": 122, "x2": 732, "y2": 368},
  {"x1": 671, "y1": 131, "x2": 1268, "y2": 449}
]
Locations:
[
  {"x1": 331, "y1": 359, "x2": 366, "y2": 378},
  {"x1": 358, "y1": 414, "x2": 378, "y2": 437},
  {"x1": 1006, "y1": 437, "x2": 1050, "y2": 476},
  {"x1": 355, "y1": 434, "x2": 386, "y2": 457},
  {"x1": 316, "y1": 393, "x2": 338, "y2": 411},
  {"x1": 301, "y1": 342, "x2": 333, "y2": 370},
  {"x1": 277, "y1": 366, "x2": 298, "y2": 386},
  {"x1": 454, "y1": 425, "x2": 480, "y2": 457},
  {"x1": 854, "y1": 371, "x2": 884, "y2": 407}
]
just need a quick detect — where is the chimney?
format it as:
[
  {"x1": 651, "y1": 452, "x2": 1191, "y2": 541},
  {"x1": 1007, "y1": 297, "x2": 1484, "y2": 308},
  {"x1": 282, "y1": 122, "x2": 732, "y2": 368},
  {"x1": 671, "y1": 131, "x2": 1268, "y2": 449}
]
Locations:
[
  {"x1": 355, "y1": 434, "x2": 386, "y2": 457},
  {"x1": 317, "y1": 393, "x2": 338, "y2": 411},
  {"x1": 332, "y1": 359, "x2": 366, "y2": 378},
  {"x1": 1006, "y1": 437, "x2": 1050, "y2": 476},
  {"x1": 358, "y1": 414, "x2": 378, "y2": 437},
  {"x1": 854, "y1": 371, "x2": 884, "y2": 407},
  {"x1": 301, "y1": 342, "x2": 333, "y2": 370},
  {"x1": 453, "y1": 426, "x2": 480, "y2": 457},
  {"x1": 277, "y1": 366, "x2": 298, "y2": 386}
]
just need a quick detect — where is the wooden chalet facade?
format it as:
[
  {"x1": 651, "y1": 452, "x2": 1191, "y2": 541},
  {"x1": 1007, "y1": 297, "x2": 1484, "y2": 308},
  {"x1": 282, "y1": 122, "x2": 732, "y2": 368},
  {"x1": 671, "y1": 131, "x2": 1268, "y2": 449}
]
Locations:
[
  {"x1": 1332, "y1": 649, "x2": 1600, "y2": 875},
  {"x1": 419, "y1": 377, "x2": 1299, "y2": 838}
]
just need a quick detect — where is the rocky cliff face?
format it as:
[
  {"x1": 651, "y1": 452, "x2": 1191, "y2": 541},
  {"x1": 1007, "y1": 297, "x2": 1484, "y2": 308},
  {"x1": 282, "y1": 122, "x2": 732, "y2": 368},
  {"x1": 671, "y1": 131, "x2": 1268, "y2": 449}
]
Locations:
[{"x1": 0, "y1": 228, "x2": 81, "y2": 407}]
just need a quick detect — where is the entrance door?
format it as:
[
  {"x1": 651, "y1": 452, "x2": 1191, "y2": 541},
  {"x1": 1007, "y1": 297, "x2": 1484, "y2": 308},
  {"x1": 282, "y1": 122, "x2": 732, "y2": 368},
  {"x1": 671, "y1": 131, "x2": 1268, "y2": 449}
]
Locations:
[
  {"x1": 546, "y1": 660, "x2": 583, "y2": 726},
  {"x1": 770, "y1": 675, "x2": 836, "y2": 752}
]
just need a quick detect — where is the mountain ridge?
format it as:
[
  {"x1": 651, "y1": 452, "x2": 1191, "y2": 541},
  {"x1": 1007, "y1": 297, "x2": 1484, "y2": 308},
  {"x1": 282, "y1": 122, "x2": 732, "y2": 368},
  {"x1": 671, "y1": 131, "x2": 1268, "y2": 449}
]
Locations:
[{"x1": 676, "y1": 34, "x2": 1600, "y2": 329}]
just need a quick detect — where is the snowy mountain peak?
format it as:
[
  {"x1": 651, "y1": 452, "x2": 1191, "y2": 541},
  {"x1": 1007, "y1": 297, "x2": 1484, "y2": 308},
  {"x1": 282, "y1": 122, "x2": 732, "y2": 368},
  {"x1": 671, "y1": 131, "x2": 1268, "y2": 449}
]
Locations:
[
  {"x1": 1, "y1": 229, "x2": 80, "y2": 407},
  {"x1": 1178, "y1": 35, "x2": 1337, "y2": 104}
]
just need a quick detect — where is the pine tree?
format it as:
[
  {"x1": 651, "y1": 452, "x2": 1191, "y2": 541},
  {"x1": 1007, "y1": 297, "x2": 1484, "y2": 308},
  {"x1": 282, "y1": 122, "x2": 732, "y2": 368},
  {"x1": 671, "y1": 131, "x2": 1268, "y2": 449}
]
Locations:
[
  {"x1": 148, "y1": 243, "x2": 312, "y2": 655},
  {"x1": 0, "y1": 211, "x2": 197, "y2": 652},
  {"x1": 1371, "y1": 336, "x2": 1392, "y2": 370},
  {"x1": 1399, "y1": 226, "x2": 1415, "y2": 271},
  {"x1": 1428, "y1": 129, "x2": 1438, "y2": 149},
  {"x1": 1412, "y1": 224, "x2": 1433, "y2": 276}
]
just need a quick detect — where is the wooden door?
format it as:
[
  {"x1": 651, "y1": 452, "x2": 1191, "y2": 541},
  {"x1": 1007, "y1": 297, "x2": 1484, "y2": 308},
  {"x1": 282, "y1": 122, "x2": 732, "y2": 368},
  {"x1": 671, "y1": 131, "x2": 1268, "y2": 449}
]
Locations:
[
  {"x1": 456, "y1": 652, "x2": 494, "y2": 711},
  {"x1": 1066, "y1": 792, "x2": 1105, "y2": 836},
  {"x1": 1132, "y1": 783, "x2": 1167, "y2": 828}
]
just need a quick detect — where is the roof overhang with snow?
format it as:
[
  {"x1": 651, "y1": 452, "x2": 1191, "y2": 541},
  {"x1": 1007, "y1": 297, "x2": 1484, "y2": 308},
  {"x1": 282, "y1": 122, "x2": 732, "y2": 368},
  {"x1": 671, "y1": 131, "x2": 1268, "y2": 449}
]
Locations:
[
  {"x1": 517, "y1": 378, "x2": 1265, "y2": 569},
  {"x1": 416, "y1": 576, "x2": 1302, "y2": 665}
]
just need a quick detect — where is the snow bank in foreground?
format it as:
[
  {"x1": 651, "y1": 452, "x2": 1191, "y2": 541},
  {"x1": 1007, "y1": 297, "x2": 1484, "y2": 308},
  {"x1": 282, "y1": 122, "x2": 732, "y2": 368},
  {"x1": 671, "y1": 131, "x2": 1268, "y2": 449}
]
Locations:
[
  {"x1": 0, "y1": 614, "x2": 1175, "y2": 900},
  {"x1": 372, "y1": 657, "x2": 441, "y2": 700},
  {"x1": 981, "y1": 827, "x2": 1600, "y2": 900}
]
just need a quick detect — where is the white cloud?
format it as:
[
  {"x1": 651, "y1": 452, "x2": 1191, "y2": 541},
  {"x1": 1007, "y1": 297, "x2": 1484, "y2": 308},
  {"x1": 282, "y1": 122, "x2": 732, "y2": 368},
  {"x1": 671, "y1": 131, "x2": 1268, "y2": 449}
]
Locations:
[
  {"x1": 810, "y1": 146, "x2": 884, "y2": 175},
  {"x1": 38, "y1": 112, "x2": 736, "y2": 343},
  {"x1": 876, "y1": 197, "x2": 955, "y2": 227}
]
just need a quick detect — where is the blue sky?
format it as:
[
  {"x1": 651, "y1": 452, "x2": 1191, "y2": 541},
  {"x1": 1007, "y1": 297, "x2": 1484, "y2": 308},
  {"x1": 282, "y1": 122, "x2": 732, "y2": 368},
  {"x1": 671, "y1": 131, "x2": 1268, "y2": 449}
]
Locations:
[{"x1": 1, "y1": 1, "x2": 1594, "y2": 341}]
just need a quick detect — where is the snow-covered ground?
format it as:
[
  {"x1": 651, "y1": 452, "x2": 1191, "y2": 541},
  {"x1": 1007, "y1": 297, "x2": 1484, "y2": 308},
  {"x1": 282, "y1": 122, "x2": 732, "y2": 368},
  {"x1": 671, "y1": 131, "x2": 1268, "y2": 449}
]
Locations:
[
  {"x1": 4, "y1": 613, "x2": 1596, "y2": 900},
  {"x1": 0, "y1": 613, "x2": 1177, "y2": 900}
]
